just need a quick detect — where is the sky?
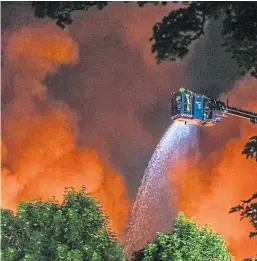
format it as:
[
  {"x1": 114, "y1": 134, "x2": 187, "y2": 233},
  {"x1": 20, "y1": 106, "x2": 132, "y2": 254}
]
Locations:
[{"x1": 1, "y1": 2, "x2": 257, "y2": 259}]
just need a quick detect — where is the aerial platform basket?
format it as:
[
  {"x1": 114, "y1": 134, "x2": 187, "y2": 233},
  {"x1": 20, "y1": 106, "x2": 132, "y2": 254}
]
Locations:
[{"x1": 171, "y1": 88, "x2": 257, "y2": 126}]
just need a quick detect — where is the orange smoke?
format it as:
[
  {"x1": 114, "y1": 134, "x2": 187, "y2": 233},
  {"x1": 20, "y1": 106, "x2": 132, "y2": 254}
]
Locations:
[
  {"x1": 171, "y1": 78, "x2": 257, "y2": 260},
  {"x1": 5, "y1": 26, "x2": 78, "y2": 74},
  {"x1": 1, "y1": 24, "x2": 129, "y2": 236},
  {"x1": 120, "y1": 3, "x2": 183, "y2": 67}
]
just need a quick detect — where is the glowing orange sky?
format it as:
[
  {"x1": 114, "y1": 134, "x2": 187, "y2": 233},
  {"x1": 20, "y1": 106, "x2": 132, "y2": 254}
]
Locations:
[{"x1": 1, "y1": 24, "x2": 130, "y2": 236}]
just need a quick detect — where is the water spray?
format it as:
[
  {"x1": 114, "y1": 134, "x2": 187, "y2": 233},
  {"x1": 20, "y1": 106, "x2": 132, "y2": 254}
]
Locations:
[
  {"x1": 124, "y1": 88, "x2": 257, "y2": 256},
  {"x1": 125, "y1": 122, "x2": 198, "y2": 256}
]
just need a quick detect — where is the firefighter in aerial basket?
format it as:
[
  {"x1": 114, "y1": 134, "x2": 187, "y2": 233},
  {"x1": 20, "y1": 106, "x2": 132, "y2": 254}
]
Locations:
[
  {"x1": 179, "y1": 87, "x2": 191, "y2": 112},
  {"x1": 171, "y1": 88, "x2": 257, "y2": 127}
]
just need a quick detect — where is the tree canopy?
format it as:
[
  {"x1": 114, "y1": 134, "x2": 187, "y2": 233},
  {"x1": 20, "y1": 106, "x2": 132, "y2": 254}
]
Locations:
[
  {"x1": 2, "y1": 190, "x2": 235, "y2": 261},
  {"x1": 150, "y1": 2, "x2": 257, "y2": 78},
  {"x1": 31, "y1": 1, "x2": 168, "y2": 29},
  {"x1": 1, "y1": 187, "x2": 125, "y2": 261},
  {"x1": 31, "y1": 2, "x2": 257, "y2": 78},
  {"x1": 131, "y1": 212, "x2": 233, "y2": 261}
]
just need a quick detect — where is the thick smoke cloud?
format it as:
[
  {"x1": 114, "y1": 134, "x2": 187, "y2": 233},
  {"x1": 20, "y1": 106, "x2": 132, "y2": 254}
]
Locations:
[
  {"x1": 1, "y1": 15, "x2": 129, "y2": 235},
  {"x1": 185, "y1": 19, "x2": 241, "y2": 98},
  {"x1": 2, "y1": 2, "x2": 256, "y2": 258},
  {"x1": 44, "y1": 3, "x2": 185, "y2": 198}
]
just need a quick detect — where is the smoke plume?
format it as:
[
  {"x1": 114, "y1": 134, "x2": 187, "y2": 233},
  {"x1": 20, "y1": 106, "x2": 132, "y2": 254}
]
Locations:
[
  {"x1": 2, "y1": 3, "x2": 256, "y2": 257},
  {"x1": 171, "y1": 77, "x2": 257, "y2": 260},
  {"x1": 43, "y1": 3, "x2": 186, "y2": 198},
  {"x1": 1, "y1": 23, "x2": 129, "y2": 235}
]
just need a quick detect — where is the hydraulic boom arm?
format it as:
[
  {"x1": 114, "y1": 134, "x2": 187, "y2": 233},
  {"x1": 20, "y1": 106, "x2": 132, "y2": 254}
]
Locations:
[
  {"x1": 226, "y1": 106, "x2": 257, "y2": 124},
  {"x1": 213, "y1": 99, "x2": 257, "y2": 124}
]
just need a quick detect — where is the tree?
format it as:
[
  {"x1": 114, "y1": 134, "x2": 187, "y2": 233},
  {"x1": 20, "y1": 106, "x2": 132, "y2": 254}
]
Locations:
[
  {"x1": 229, "y1": 192, "x2": 257, "y2": 261},
  {"x1": 229, "y1": 136, "x2": 257, "y2": 239},
  {"x1": 230, "y1": 192, "x2": 257, "y2": 239},
  {"x1": 229, "y1": 142, "x2": 257, "y2": 261},
  {"x1": 1, "y1": 187, "x2": 125, "y2": 261},
  {"x1": 150, "y1": 2, "x2": 257, "y2": 78},
  {"x1": 31, "y1": 2, "x2": 257, "y2": 78},
  {"x1": 131, "y1": 212, "x2": 233, "y2": 261},
  {"x1": 31, "y1": 1, "x2": 168, "y2": 29},
  {"x1": 243, "y1": 136, "x2": 257, "y2": 162}
]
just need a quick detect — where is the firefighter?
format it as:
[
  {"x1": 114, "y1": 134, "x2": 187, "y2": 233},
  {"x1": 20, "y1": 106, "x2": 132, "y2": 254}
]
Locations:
[
  {"x1": 185, "y1": 94, "x2": 191, "y2": 112},
  {"x1": 179, "y1": 87, "x2": 191, "y2": 112}
]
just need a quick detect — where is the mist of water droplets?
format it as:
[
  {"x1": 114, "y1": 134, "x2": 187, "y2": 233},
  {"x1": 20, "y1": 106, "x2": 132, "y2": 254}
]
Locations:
[{"x1": 124, "y1": 122, "x2": 198, "y2": 256}]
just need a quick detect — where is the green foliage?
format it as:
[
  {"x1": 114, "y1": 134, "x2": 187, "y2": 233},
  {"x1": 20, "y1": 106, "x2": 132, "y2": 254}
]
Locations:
[
  {"x1": 31, "y1": 1, "x2": 109, "y2": 29},
  {"x1": 229, "y1": 140, "x2": 257, "y2": 261},
  {"x1": 31, "y1": 2, "x2": 257, "y2": 77},
  {"x1": 150, "y1": 2, "x2": 257, "y2": 77},
  {"x1": 230, "y1": 192, "x2": 257, "y2": 239},
  {"x1": 221, "y1": 3, "x2": 257, "y2": 78},
  {"x1": 242, "y1": 136, "x2": 257, "y2": 161},
  {"x1": 1, "y1": 187, "x2": 125, "y2": 261},
  {"x1": 237, "y1": 135, "x2": 257, "y2": 239},
  {"x1": 131, "y1": 212, "x2": 233, "y2": 261},
  {"x1": 151, "y1": 2, "x2": 208, "y2": 63},
  {"x1": 31, "y1": 1, "x2": 168, "y2": 29}
]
